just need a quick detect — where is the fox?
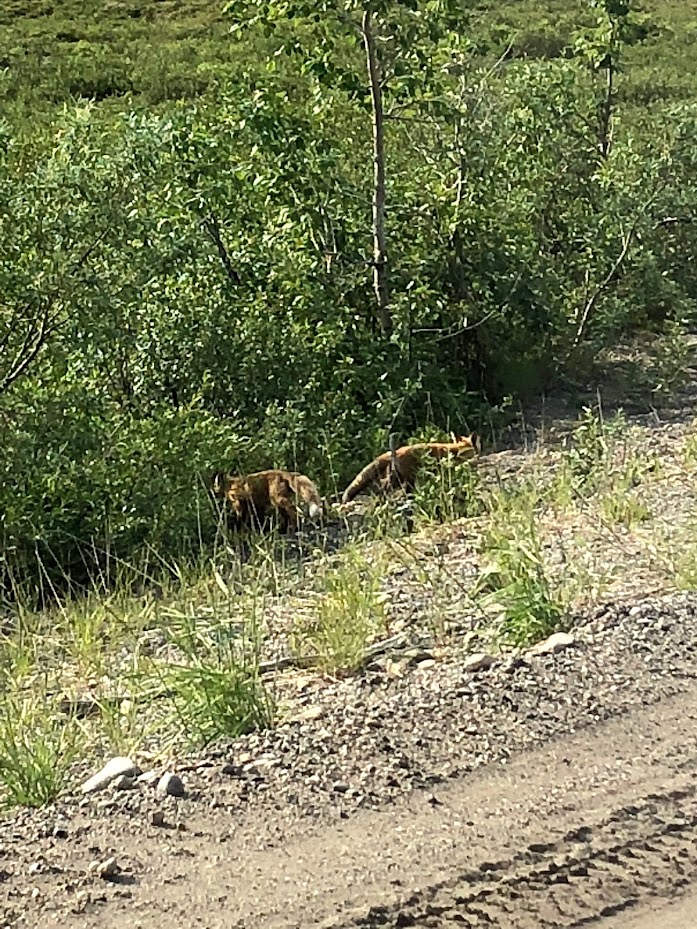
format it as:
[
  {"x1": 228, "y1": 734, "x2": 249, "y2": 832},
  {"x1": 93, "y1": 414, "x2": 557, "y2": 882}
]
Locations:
[
  {"x1": 211, "y1": 469, "x2": 323, "y2": 533},
  {"x1": 341, "y1": 434, "x2": 480, "y2": 505}
]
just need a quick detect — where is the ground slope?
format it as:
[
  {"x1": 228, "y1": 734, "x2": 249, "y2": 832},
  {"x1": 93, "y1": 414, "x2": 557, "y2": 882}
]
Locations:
[{"x1": 2, "y1": 591, "x2": 697, "y2": 928}]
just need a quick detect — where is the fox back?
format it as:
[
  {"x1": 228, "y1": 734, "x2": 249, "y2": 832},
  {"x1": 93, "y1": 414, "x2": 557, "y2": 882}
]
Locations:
[
  {"x1": 212, "y1": 469, "x2": 322, "y2": 531},
  {"x1": 341, "y1": 434, "x2": 479, "y2": 504}
]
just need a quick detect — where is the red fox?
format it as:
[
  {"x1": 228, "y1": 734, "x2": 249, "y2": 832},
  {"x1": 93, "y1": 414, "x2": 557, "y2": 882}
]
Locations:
[
  {"x1": 341, "y1": 435, "x2": 480, "y2": 505},
  {"x1": 212, "y1": 469, "x2": 323, "y2": 532}
]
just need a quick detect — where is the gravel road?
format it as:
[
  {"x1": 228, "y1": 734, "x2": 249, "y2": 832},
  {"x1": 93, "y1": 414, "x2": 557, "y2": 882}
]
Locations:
[{"x1": 1, "y1": 591, "x2": 696, "y2": 928}]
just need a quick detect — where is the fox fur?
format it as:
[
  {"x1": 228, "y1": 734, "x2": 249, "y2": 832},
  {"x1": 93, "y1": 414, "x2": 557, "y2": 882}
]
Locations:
[
  {"x1": 212, "y1": 469, "x2": 323, "y2": 532},
  {"x1": 341, "y1": 435, "x2": 480, "y2": 505}
]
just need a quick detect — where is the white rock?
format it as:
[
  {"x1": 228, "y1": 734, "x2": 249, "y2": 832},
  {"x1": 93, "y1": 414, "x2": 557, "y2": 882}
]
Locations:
[
  {"x1": 136, "y1": 770, "x2": 159, "y2": 787},
  {"x1": 81, "y1": 757, "x2": 138, "y2": 794},
  {"x1": 88, "y1": 856, "x2": 121, "y2": 880},
  {"x1": 530, "y1": 632, "x2": 575, "y2": 656},
  {"x1": 417, "y1": 658, "x2": 437, "y2": 670},
  {"x1": 463, "y1": 653, "x2": 496, "y2": 672},
  {"x1": 156, "y1": 772, "x2": 185, "y2": 798},
  {"x1": 384, "y1": 658, "x2": 406, "y2": 679}
]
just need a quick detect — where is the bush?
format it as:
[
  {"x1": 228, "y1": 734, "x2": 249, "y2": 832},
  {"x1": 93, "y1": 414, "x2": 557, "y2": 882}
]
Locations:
[{"x1": 0, "y1": 389, "x2": 248, "y2": 595}]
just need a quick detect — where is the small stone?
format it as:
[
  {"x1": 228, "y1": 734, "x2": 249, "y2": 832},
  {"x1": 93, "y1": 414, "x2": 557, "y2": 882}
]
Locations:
[
  {"x1": 530, "y1": 632, "x2": 575, "y2": 656},
  {"x1": 406, "y1": 649, "x2": 433, "y2": 666},
  {"x1": 88, "y1": 856, "x2": 121, "y2": 881},
  {"x1": 299, "y1": 705, "x2": 324, "y2": 721},
  {"x1": 112, "y1": 775, "x2": 137, "y2": 791},
  {"x1": 156, "y1": 773, "x2": 185, "y2": 798},
  {"x1": 463, "y1": 653, "x2": 496, "y2": 672},
  {"x1": 136, "y1": 770, "x2": 159, "y2": 787},
  {"x1": 384, "y1": 658, "x2": 406, "y2": 678},
  {"x1": 81, "y1": 757, "x2": 139, "y2": 795},
  {"x1": 150, "y1": 811, "x2": 166, "y2": 827},
  {"x1": 502, "y1": 655, "x2": 527, "y2": 674},
  {"x1": 31, "y1": 887, "x2": 41, "y2": 900},
  {"x1": 333, "y1": 781, "x2": 350, "y2": 794},
  {"x1": 221, "y1": 763, "x2": 237, "y2": 776},
  {"x1": 417, "y1": 658, "x2": 436, "y2": 670}
]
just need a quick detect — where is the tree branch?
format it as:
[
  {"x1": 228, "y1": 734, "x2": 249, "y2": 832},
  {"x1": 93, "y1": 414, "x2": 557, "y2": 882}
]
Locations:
[
  {"x1": 201, "y1": 209, "x2": 241, "y2": 286},
  {"x1": 362, "y1": 8, "x2": 391, "y2": 336},
  {"x1": 572, "y1": 219, "x2": 639, "y2": 351},
  {"x1": 0, "y1": 225, "x2": 111, "y2": 396}
]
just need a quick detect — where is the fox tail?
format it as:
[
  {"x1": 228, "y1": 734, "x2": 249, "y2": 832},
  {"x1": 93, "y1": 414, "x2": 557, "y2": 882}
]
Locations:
[
  {"x1": 296, "y1": 478, "x2": 323, "y2": 519},
  {"x1": 341, "y1": 459, "x2": 384, "y2": 505}
]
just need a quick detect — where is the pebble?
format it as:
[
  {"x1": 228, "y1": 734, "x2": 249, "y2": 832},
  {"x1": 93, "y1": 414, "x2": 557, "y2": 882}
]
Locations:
[
  {"x1": 150, "y1": 811, "x2": 166, "y2": 827},
  {"x1": 136, "y1": 771, "x2": 160, "y2": 787},
  {"x1": 88, "y1": 856, "x2": 121, "y2": 881},
  {"x1": 112, "y1": 775, "x2": 138, "y2": 791},
  {"x1": 530, "y1": 632, "x2": 576, "y2": 656},
  {"x1": 81, "y1": 757, "x2": 139, "y2": 794},
  {"x1": 463, "y1": 653, "x2": 496, "y2": 672},
  {"x1": 157, "y1": 773, "x2": 186, "y2": 798}
]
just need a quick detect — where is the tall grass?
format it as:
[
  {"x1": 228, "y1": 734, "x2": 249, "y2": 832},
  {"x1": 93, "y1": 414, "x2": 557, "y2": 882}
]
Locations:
[{"x1": 291, "y1": 548, "x2": 388, "y2": 674}]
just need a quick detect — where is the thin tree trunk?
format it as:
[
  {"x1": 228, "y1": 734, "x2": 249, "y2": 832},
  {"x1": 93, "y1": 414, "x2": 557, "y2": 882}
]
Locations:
[
  {"x1": 598, "y1": 54, "x2": 614, "y2": 159},
  {"x1": 362, "y1": 8, "x2": 390, "y2": 335}
]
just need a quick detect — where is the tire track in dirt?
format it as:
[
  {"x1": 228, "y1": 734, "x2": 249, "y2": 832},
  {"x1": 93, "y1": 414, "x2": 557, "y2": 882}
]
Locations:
[{"x1": 340, "y1": 783, "x2": 697, "y2": 928}]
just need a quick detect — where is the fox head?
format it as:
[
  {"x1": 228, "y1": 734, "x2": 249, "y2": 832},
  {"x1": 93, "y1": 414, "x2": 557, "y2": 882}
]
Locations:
[
  {"x1": 449, "y1": 433, "x2": 481, "y2": 455},
  {"x1": 211, "y1": 472, "x2": 248, "y2": 518}
]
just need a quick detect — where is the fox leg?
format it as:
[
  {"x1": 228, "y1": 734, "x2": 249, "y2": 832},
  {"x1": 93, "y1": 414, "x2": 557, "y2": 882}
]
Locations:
[
  {"x1": 270, "y1": 478, "x2": 298, "y2": 534},
  {"x1": 387, "y1": 466, "x2": 414, "y2": 495},
  {"x1": 277, "y1": 498, "x2": 298, "y2": 534}
]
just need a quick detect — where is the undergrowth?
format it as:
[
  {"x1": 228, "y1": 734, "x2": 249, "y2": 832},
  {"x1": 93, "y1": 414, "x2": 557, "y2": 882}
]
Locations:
[{"x1": 475, "y1": 496, "x2": 568, "y2": 647}]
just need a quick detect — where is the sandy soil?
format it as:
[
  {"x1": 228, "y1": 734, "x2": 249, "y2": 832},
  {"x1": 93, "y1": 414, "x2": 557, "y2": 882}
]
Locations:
[{"x1": 611, "y1": 893, "x2": 697, "y2": 929}]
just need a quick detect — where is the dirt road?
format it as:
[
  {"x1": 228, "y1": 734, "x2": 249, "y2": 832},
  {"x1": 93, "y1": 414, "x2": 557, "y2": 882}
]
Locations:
[
  {"x1": 2, "y1": 593, "x2": 696, "y2": 928},
  {"x1": 98, "y1": 685, "x2": 697, "y2": 929}
]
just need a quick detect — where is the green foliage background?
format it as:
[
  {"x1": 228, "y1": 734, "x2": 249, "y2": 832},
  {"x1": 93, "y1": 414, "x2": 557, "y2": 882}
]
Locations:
[{"x1": 2, "y1": 0, "x2": 697, "y2": 594}]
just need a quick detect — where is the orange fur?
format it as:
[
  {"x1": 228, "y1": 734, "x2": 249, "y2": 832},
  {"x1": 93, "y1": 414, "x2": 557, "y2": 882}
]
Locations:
[
  {"x1": 212, "y1": 469, "x2": 322, "y2": 532},
  {"x1": 341, "y1": 435, "x2": 480, "y2": 505}
]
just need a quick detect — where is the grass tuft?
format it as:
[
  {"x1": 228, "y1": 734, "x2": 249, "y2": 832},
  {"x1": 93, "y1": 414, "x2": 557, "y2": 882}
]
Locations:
[
  {"x1": 0, "y1": 690, "x2": 84, "y2": 809},
  {"x1": 291, "y1": 549, "x2": 387, "y2": 674},
  {"x1": 476, "y1": 507, "x2": 568, "y2": 647}
]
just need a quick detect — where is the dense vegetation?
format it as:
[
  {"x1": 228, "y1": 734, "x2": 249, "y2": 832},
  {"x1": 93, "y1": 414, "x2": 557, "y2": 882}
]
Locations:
[{"x1": 2, "y1": 0, "x2": 697, "y2": 596}]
